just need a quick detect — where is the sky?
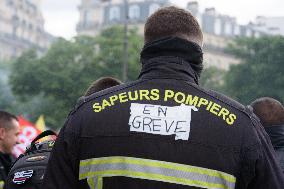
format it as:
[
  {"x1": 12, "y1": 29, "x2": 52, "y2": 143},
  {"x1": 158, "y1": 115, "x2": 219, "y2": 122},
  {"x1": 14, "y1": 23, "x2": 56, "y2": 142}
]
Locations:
[{"x1": 41, "y1": 0, "x2": 284, "y2": 39}]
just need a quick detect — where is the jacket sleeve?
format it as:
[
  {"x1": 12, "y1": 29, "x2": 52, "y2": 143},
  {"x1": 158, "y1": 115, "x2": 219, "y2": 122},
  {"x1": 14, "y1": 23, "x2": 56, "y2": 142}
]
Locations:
[
  {"x1": 247, "y1": 115, "x2": 284, "y2": 188},
  {"x1": 42, "y1": 114, "x2": 88, "y2": 189}
]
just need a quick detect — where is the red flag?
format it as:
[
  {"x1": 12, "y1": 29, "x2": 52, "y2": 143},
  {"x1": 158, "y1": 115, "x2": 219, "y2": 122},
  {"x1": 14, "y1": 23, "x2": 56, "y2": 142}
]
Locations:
[{"x1": 13, "y1": 116, "x2": 41, "y2": 157}]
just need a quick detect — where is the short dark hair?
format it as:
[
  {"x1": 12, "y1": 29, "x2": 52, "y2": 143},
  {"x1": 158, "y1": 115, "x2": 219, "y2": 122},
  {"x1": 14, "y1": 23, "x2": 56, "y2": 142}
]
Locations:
[
  {"x1": 84, "y1": 77, "x2": 122, "y2": 96},
  {"x1": 250, "y1": 97, "x2": 284, "y2": 126},
  {"x1": 144, "y1": 6, "x2": 203, "y2": 45},
  {"x1": 0, "y1": 110, "x2": 18, "y2": 129}
]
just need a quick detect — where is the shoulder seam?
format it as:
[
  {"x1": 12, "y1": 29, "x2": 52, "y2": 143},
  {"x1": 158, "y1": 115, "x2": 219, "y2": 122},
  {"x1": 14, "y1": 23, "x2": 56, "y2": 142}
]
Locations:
[
  {"x1": 70, "y1": 79, "x2": 150, "y2": 114},
  {"x1": 185, "y1": 81, "x2": 251, "y2": 116}
]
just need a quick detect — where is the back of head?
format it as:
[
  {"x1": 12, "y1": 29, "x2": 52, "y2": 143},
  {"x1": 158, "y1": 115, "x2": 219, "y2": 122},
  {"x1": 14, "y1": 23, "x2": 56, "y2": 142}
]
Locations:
[
  {"x1": 144, "y1": 6, "x2": 203, "y2": 46},
  {"x1": 0, "y1": 110, "x2": 18, "y2": 130},
  {"x1": 84, "y1": 77, "x2": 122, "y2": 96},
  {"x1": 250, "y1": 97, "x2": 284, "y2": 126}
]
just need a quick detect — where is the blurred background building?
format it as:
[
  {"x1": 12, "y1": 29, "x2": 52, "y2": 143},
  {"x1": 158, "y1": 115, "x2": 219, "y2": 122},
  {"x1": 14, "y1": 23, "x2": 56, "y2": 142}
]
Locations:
[
  {"x1": 1, "y1": 0, "x2": 283, "y2": 68},
  {"x1": 250, "y1": 16, "x2": 284, "y2": 36},
  {"x1": 76, "y1": 0, "x2": 283, "y2": 70},
  {"x1": 0, "y1": 0, "x2": 53, "y2": 61}
]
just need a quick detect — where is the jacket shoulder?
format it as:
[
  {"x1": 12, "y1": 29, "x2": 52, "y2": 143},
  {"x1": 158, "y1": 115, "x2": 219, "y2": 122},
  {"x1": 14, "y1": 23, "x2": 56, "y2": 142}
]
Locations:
[
  {"x1": 71, "y1": 80, "x2": 143, "y2": 114},
  {"x1": 207, "y1": 89, "x2": 245, "y2": 111}
]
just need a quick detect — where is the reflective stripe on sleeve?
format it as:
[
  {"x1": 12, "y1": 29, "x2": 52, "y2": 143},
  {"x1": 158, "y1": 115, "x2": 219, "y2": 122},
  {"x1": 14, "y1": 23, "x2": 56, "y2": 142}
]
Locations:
[
  {"x1": 0, "y1": 181, "x2": 3, "y2": 189},
  {"x1": 87, "y1": 176, "x2": 103, "y2": 189},
  {"x1": 79, "y1": 156, "x2": 236, "y2": 189},
  {"x1": 87, "y1": 177, "x2": 95, "y2": 189}
]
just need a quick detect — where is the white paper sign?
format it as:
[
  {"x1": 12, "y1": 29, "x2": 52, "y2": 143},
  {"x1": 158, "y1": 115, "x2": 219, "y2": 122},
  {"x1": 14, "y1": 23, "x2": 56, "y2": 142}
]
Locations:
[{"x1": 129, "y1": 103, "x2": 198, "y2": 140}]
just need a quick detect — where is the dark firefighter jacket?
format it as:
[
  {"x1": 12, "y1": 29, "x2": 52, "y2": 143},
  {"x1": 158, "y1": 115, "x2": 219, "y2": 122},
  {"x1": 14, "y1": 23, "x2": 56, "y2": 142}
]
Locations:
[
  {"x1": 264, "y1": 124, "x2": 284, "y2": 173},
  {"x1": 0, "y1": 152, "x2": 13, "y2": 188},
  {"x1": 42, "y1": 37, "x2": 284, "y2": 189}
]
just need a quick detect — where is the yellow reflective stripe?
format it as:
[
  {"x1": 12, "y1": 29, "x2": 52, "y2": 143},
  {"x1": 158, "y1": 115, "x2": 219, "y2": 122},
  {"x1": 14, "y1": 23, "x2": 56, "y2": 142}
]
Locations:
[
  {"x1": 80, "y1": 156, "x2": 236, "y2": 189},
  {"x1": 87, "y1": 176, "x2": 103, "y2": 189},
  {"x1": 80, "y1": 156, "x2": 235, "y2": 183},
  {"x1": 87, "y1": 177, "x2": 95, "y2": 189},
  {"x1": 82, "y1": 170, "x2": 231, "y2": 189},
  {"x1": 0, "y1": 181, "x2": 3, "y2": 189},
  {"x1": 98, "y1": 176, "x2": 103, "y2": 189}
]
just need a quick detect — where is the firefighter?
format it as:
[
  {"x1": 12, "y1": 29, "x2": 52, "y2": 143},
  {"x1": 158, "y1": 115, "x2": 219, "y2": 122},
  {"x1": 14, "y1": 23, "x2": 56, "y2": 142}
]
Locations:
[
  {"x1": 0, "y1": 111, "x2": 19, "y2": 189},
  {"x1": 250, "y1": 97, "x2": 284, "y2": 173}
]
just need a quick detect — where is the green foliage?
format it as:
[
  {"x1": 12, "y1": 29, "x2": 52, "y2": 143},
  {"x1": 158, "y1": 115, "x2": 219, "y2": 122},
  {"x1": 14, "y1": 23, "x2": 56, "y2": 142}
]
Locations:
[
  {"x1": 9, "y1": 26, "x2": 143, "y2": 128},
  {"x1": 223, "y1": 36, "x2": 284, "y2": 104},
  {"x1": 94, "y1": 26, "x2": 142, "y2": 80},
  {"x1": 199, "y1": 66, "x2": 226, "y2": 92},
  {"x1": 0, "y1": 61, "x2": 15, "y2": 111},
  {"x1": 9, "y1": 50, "x2": 41, "y2": 99},
  {"x1": 0, "y1": 61, "x2": 42, "y2": 121}
]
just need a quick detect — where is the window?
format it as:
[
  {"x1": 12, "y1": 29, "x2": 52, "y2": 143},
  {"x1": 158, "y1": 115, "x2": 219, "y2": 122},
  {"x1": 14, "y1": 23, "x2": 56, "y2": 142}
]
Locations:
[
  {"x1": 83, "y1": 10, "x2": 92, "y2": 26},
  {"x1": 18, "y1": 0, "x2": 23, "y2": 9},
  {"x1": 254, "y1": 32, "x2": 260, "y2": 38},
  {"x1": 214, "y1": 18, "x2": 221, "y2": 35},
  {"x1": 225, "y1": 22, "x2": 232, "y2": 35},
  {"x1": 7, "y1": 0, "x2": 13, "y2": 6},
  {"x1": 149, "y1": 4, "x2": 160, "y2": 16},
  {"x1": 109, "y1": 6, "x2": 120, "y2": 21},
  {"x1": 246, "y1": 29, "x2": 252, "y2": 37},
  {"x1": 129, "y1": 5, "x2": 140, "y2": 19},
  {"x1": 28, "y1": 23, "x2": 33, "y2": 30},
  {"x1": 234, "y1": 25, "x2": 240, "y2": 36},
  {"x1": 22, "y1": 20, "x2": 26, "y2": 27}
]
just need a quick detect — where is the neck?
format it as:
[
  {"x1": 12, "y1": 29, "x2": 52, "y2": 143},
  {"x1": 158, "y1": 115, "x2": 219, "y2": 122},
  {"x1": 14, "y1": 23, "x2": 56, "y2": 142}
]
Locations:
[
  {"x1": 139, "y1": 37, "x2": 203, "y2": 84},
  {"x1": 0, "y1": 140, "x2": 7, "y2": 154}
]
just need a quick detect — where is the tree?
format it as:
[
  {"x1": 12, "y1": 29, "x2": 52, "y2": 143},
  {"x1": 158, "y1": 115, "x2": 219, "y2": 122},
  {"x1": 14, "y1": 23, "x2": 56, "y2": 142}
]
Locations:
[
  {"x1": 223, "y1": 36, "x2": 284, "y2": 104},
  {"x1": 199, "y1": 66, "x2": 226, "y2": 92},
  {"x1": 94, "y1": 26, "x2": 142, "y2": 80},
  {"x1": 9, "y1": 26, "x2": 143, "y2": 129},
  {"x1": 0, "y1": 61, "x2": 15, "y2": 111},
  {"x1": 0, "y1": 60, "x2": 44, "y2": 120}
]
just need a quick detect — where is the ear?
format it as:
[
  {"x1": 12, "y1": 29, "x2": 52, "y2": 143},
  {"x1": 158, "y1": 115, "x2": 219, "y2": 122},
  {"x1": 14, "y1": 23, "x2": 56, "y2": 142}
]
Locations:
[{"x1": 0, "y1": 128, "x2": 6, "y2": 140}]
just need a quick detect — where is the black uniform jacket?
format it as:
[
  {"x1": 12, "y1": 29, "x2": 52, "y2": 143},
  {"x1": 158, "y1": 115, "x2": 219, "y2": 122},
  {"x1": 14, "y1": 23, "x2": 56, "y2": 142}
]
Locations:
[
  {"x1": 43, "y1": 37, "x2": 284, "y2": 189},
  {"x1": 0, "y1": 152, "x2": 13, "y2": 188},
  {"x1": 264, "y1": 124, "x2": 284, "y2": 173}
]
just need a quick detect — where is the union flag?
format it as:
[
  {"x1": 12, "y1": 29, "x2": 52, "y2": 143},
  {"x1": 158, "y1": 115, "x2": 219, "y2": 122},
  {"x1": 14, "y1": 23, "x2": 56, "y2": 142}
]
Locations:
[{"x1": 12, "y1": 116, "x2": 41, "y2": 157}]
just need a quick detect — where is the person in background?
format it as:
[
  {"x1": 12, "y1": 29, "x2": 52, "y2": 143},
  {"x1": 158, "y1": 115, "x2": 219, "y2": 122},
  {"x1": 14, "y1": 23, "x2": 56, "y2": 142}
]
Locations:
[
  {"x1": 0, "y1": 111, "x2": 19, "y2": 188},
  {"x1": 84, "y1": 77, "x2": 122, "y2": 96},
  {"x1": 75, "y1": 77, "x2": 122, "y2": 107},
  {"x1": 250, "y1": 97, "x2": 284, "y2": 173},
  {"x1": 43, "y1": 6, "x2": 284, "y2": 189}
]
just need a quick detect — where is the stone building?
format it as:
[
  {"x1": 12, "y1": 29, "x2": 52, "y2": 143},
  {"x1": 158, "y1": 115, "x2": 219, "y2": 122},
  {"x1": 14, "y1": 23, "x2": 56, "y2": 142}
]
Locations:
[
  {"x1": 250, "y1": 16, "x2": 284, "y2": 36},
  {"x1": 76, "y1": 0, "x2": 277, "y2": 70},
  {"x1": 77, "y1": 0, "x2": 170, "y2": 36},
  {"x1": 0, "y1": 0, "x2": 53, "y2": 61}
]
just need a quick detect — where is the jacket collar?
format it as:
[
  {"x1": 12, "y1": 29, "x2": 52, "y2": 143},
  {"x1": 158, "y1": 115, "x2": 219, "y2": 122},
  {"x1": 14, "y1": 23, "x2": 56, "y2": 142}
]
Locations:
[
  {"x1": 264, "y1": 124, "x2": 284, "y2": 150},
  {"x1": 138, "y1": 37, "x2": 203, "y2": 85}
]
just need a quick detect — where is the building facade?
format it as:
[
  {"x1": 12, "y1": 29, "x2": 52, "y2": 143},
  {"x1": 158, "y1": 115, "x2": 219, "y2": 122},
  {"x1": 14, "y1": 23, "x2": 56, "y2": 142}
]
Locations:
[
  {"x1": 250, "y1": 16, "x2": 284, "y2": 36},
  {"x1": 77, "y1": 0, "x2": 169, "y2": 36},
  {"x1": 0, "y1": 0, "x2": 53, "y2": 61},
  {"x1": 77, "y1": 0, "x2": 280, "y2": 70}
]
